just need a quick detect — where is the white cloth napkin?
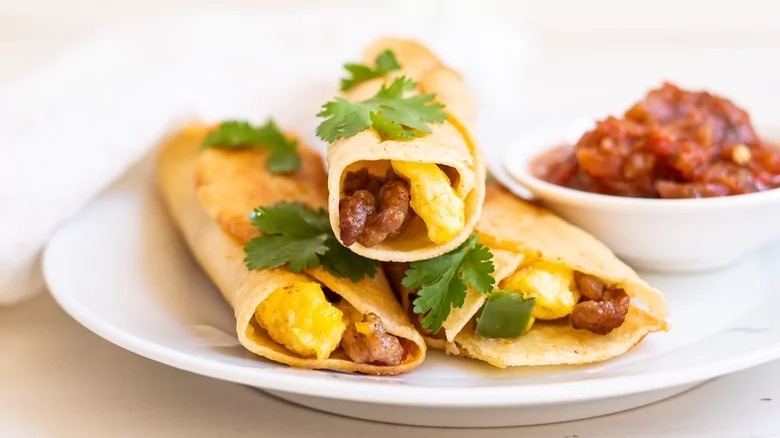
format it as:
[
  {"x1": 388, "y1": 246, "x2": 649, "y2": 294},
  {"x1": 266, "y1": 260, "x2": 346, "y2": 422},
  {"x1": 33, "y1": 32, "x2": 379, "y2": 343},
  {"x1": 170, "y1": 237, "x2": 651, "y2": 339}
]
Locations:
[{"x1": 0, "y1": 4, "x2": 533, "y2": 304}]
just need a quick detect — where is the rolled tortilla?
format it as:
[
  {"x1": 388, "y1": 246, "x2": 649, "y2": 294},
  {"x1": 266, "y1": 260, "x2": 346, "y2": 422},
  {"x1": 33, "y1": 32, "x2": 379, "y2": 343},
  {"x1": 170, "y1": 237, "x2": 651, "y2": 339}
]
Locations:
[
  {"x1": 327, "y1": 38, "x2": 485, "y2": 262},
  {"x1": 157, "y1": 124, "x2": 426, "y2": 375},
  {"x1": 391, "y1": 183, "x2": 669, "y2": 368}
]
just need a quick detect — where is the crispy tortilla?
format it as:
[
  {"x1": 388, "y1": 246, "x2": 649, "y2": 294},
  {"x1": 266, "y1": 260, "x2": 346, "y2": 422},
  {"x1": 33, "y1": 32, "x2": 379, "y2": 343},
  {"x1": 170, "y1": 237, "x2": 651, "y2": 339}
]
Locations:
[
  {"x1": 395, "y1": 183, "x2": 669, "y2": 368},
  {"x1": 157, "y1": 124, "x2": 426, "y2": 375},
  {"x1": 327, "y1": 37, "x2": 485, "y2": 262},
  {"x1": 454, "y1": 306, "x2": 665, "y2": 368}
]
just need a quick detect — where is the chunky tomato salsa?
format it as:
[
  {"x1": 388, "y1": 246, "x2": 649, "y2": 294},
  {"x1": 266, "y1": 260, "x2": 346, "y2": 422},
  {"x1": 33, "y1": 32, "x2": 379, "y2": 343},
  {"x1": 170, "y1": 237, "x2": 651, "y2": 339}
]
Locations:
[{"x1": 535, "y1": 83, "x2": 780, "y2": 198}]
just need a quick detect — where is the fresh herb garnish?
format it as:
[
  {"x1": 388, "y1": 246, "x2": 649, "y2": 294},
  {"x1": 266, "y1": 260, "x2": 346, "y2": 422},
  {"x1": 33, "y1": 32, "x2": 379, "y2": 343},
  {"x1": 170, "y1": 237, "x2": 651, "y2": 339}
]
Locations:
[
  {"x1": 316, "y1": 76, "x2": 447, "y2": 142},
  {"x1": 402, "y1": 236, "x2": 495, "y2": 333},
  {"x1": 340, "y1": 49, "x2": 401, "y2": 91},
  {"x1": 201, "y1": 119, "x2": 301, "y2": 174},
  {"x1": 244, "y1": 202, "x2": 377, "y2": 282}
]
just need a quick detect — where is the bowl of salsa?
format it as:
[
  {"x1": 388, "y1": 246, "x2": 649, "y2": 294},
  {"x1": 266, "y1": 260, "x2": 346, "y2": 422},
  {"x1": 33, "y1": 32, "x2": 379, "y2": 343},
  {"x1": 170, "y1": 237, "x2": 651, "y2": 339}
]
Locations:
[
  {"x1": 536, "y1": 83, "x2": 780, "y2": 198},
  {"x1": 502, "y1": 83, "x2": 780, "y2": 272}
]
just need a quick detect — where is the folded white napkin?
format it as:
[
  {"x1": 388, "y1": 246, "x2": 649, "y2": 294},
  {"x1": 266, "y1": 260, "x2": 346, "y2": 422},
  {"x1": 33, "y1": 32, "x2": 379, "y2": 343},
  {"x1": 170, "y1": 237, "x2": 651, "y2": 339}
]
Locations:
[{"x1": 0, "y1": 4, "x2": 532, "y2": 304}]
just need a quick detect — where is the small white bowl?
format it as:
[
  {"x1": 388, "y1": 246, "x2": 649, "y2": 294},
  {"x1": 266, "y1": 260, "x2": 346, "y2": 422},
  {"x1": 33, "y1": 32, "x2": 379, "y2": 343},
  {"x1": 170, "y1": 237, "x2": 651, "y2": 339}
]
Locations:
[{"x1": 498, "y1": 120, "x2": 780, "y2": 272}]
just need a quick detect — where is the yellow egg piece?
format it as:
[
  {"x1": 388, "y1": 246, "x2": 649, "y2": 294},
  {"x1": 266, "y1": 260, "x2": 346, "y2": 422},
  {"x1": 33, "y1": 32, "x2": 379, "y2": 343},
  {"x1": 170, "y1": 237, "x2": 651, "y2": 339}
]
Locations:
[
  {"x1": 391, "y1": 160, "x2": 465, "y2": 244},
  {"x1": 501, "y1": 261, "x2": 580, "y2": 320},
  {"x1": 254, "y1": 281, "x2": 347, "y2": 360}
]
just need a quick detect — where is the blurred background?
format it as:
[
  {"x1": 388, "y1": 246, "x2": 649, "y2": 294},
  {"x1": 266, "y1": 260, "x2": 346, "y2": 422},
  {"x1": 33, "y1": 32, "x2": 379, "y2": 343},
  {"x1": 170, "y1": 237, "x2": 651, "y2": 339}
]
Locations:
[
  {"x1": 2, "y1": 2, "x2": 780, "y2": 435},
  {"x1": 3, "y1": 0, "x2": 780, "y2": 126}
]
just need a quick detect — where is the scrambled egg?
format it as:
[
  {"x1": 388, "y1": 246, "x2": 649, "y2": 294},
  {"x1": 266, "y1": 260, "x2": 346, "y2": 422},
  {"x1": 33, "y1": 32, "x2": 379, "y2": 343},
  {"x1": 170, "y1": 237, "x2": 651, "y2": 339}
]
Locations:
[
  {"x1": 501, "y1": 261, "x2": 580, "y2": 321},
  {"x1": 391, "y1": 161, "x2": 465, "y2": 244},
  {"x1": 336, "y1": 301, "x2": 373, "y2": 335},
  {"x1": 254, "y1": 281, "x2": 347, "y2": 360}
]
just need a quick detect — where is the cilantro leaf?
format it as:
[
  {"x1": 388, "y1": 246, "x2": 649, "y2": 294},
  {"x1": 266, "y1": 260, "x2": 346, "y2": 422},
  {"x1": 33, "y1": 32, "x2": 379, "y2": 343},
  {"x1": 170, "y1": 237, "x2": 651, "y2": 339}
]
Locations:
[
  {"x1": 460, "y1": 241, "x2": 495, "y2": 294},
  {"x1": 201, "y1": 119, "x2": 301, "y2": 174},
  {"x1": 250, "y1": 202, "x2": 329, "y2": 235},
  {"x1": 316, "y1": 76, "x2": 447, "y2": 143},
  {"x1": 316, "y1": 97, "x2": 371, "y2": 141},
  {"x1": 416, "y1": 273, "x2": 468, "y2": 334},
  {"x1": 244, "y1": 234, "x2": 328, "y2": 272},
  {"x1": 201, "y1": 121, "x2": 259, "y2": 148},
  {"x1": 321, "y1": 236, "x2": 377, "y2": 282},
  {"x1": 370, "y1": 111, "x2": 412, "y2": 141},
  {"x1": 375, "y1": 49, "x2": 401, "y2": 71},
  {"x1": 244, "y1": 202, "x2": 377, "y2": 281},
  {"x1": 403, "y1": 236, "x2": 496, "y2": 333},
  {"x1": 340, "y1": 49, "x2": 401, "y2": 91},
  {"x1": 257, "y1": 121, "x2": 301, "y2": 174}
]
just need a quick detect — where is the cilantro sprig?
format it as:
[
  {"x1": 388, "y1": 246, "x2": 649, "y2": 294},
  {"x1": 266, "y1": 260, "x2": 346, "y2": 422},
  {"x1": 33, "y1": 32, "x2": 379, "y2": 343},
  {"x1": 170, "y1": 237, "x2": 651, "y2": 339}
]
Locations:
[
  {"x1": 201, "y1": 119, "x2": 301, "y2": 174},
  {"x1": 402, "y1": 236, "x2": 495, "y2": 333},
  {"x1": 244, "y1": 202, "x2": 377, "y2": 282},
  {"x1": 340, "y1": 49, "x2": 401, "y2": 91},
  {"x1": 316, "y1": 76, "x2": 447, "y2": 143}
]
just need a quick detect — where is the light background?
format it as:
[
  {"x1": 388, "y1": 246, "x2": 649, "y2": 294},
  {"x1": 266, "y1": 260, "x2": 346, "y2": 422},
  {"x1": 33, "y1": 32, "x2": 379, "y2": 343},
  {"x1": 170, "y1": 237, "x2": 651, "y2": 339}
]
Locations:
[
  {"x1": 4, "y1": 0, "x2": 780, "y2": 124},
  {"x1": 2, "y1": 1, "x2": 779, "y2": 436}
]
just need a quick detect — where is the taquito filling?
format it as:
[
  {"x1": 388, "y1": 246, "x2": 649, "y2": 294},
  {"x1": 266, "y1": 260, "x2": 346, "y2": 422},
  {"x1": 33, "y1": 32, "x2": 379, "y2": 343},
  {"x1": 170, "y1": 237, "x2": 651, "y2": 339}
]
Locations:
[
  {"x1": 338, "y1": 161, "x2": 465, "y2": 247},
  {"x1": 395, "y1": 261, "x2": 631, "y2": 340},
  {"x1": 475, "y1": 262, "x2": 631, "y2": 339},
  {"x1": 254, "y1": 281, "x2": 406, "y2": 365}
]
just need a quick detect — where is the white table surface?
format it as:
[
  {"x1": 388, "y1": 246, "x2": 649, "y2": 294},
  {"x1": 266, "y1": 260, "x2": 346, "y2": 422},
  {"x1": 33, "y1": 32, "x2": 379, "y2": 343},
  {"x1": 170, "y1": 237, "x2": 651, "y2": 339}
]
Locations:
[{"x1": 3, "y1": 1, "x2": 780, "y2": 436}]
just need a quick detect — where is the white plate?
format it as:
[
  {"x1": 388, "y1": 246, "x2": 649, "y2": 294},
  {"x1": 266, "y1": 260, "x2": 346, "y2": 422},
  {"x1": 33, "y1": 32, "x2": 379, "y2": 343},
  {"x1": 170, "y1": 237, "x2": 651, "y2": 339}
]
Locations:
[{"x1": 43, "y1": 159, "x2": 780, "y2": 427}]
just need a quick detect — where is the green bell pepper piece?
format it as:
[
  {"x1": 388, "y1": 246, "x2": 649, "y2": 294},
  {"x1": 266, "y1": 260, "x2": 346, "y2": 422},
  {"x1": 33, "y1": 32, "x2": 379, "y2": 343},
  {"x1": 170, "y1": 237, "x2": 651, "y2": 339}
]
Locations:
[{"x1": 475, "y1": 290, "x2": 535, "y2": 339}]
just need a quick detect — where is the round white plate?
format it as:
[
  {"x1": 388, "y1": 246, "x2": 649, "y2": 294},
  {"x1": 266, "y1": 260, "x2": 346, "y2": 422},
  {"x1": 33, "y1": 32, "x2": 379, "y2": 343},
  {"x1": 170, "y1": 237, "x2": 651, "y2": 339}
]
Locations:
[{"x1": 44, "y1": 159, "x2": 780, "y2": 427}]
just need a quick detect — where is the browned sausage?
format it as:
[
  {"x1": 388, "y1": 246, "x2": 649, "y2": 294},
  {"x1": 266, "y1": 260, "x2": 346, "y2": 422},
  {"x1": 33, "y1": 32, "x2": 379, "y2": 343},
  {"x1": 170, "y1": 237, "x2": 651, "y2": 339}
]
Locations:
[
  {"x1": 570, "y1": 287, "x2": 630, "y2": 335},
  {"x1": 342, "y1": 169, "x2": 384, "y2": 196},
  {"x1": 574, "y1": 272, "x2": 605, "y2": 301},
  {"x1": 341, "y1": 313, "x2": 405, "y2": 365},
  {"x1": 338, "y1": 190, "x2": 375, "y2": 246},
  {"x1": 357, "y1": 179, "x2": 411, "y2": 247}
]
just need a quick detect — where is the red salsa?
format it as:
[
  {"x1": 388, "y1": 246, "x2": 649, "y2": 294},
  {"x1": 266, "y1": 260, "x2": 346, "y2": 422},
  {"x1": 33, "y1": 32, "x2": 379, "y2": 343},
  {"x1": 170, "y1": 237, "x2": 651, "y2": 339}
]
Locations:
[{"x1": 535, "y1": 83, "x2": 780, "y2": 198}]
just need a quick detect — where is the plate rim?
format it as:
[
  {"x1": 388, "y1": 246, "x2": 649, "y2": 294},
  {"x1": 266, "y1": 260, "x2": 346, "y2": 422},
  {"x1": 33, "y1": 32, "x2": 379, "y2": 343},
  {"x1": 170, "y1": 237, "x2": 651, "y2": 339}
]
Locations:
[{"x1": 42, "y1": 172, "x2": 780, "y2": 408}]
